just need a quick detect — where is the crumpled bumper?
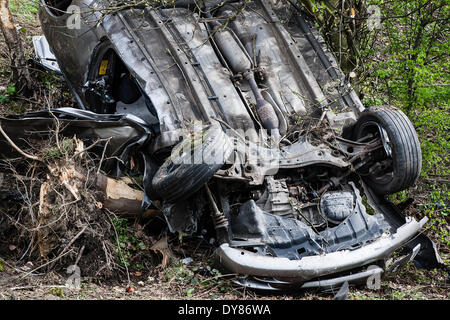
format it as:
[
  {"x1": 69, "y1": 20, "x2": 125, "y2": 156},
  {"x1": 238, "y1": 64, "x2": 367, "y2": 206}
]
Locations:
[{"x1": 216, "y1": 216, "x2": 427, "y2": 289}]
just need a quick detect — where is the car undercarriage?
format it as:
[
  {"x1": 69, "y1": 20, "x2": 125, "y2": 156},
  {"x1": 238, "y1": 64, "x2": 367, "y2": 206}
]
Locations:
[{"x1": 0, "y1": 0, "x2": 444, "y2": 291}]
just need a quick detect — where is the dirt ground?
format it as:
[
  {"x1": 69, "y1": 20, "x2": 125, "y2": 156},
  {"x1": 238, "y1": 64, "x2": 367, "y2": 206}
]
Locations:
[
  {"x1": 0, "y1": 3, "x2": 448, "y2": 301},
  {"x1": 0, "y1": 247, "x2": 449, "y2": 300}
]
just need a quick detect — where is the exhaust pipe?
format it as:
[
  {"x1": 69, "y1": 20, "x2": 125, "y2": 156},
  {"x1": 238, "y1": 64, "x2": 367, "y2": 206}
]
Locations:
[
  {"x1": 209, "y1": 20, "x2": 280, "y2": 140},
  {"x1": 246, "y1": 73, "x2": 280, "y2": 140}
]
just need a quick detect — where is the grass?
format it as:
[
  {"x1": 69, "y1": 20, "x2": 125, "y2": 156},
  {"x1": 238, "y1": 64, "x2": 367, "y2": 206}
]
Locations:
[
  {"x1": 9, "y1": 0, "x2": 39, "y2": 17},
  {"x1": 42, "y1": 138, "x2": 75, "y2": 161},
  {"x1": 49, "y1": 286, "x2": 65, "y2": 298},
  {"x1": 348, "y1": 264, "x2": 449, "y2": 300}
]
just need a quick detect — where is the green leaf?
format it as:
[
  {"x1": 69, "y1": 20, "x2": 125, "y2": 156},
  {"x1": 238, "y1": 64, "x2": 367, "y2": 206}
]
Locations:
[
  {"x1": 138, "y1": 242, "x2": 147, "y2": 250},
  {"x1": 7, "y1": 83, "x2": 16, "y2": 96},
  {"x1": 186, "y1": 288, "x2": 194, "y2": 296}
]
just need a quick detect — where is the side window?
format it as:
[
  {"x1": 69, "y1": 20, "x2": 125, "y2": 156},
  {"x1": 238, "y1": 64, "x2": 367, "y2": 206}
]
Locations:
[{"x1": 43, "y1": 0, "x2": 73, "y2": 17}]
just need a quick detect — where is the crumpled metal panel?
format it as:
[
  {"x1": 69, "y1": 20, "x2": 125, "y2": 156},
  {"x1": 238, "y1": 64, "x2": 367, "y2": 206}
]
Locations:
[
  {"x1": 32, "y1": 36, "x2": 61, "y2": 74},
  {"x1": 0, "y1": 108, "x2": 152, "y2": 175},
  {"x1": 230, "y1": 182, "x2": 387, "y2": 261},
  {"x1": 38, "y1": 0, "x2": 104, "y2": 108},
  {"x1": 168, "y1": 9, "x2": 258, "y2": 139}
]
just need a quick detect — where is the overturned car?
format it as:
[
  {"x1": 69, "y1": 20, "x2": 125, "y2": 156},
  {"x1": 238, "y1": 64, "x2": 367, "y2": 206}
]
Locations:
[{"x1": 5, "y1": 0, "x2": 444, "y2": 290}]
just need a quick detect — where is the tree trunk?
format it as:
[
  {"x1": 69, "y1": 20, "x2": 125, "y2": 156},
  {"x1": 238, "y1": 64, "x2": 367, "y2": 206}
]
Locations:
[
  {"x1": 0, "y1": 0, "x2": 32, "y2": 95},
  {"x1": 94, "y1": 173, "x2": 161, "y2": 218},
  {"x1": 298, "y1": 0, "x2": 365, "y2": 75}
]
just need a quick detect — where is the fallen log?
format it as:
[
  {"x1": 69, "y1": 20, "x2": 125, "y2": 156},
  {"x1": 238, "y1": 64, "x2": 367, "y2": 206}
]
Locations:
[
  {"x1": 0, "y1": 133, "x2": 160, "y2": 218},
  {"x1": 94, "y1": 173, "x2": 161, "y2": 218}
]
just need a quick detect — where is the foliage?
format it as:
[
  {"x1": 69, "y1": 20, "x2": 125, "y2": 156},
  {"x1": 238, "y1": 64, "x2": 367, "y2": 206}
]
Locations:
[
  {"x1": 43, "y1": 138, "x2": 75, "y2": 161},
  {"x1": 49, "y1": 287, "x2": 65, "y2": 298},
  {"x1": 300, "y1": 0, "x2": 449, "y2": 182},
  {"x1": 412, "y1": 105, "x2": 449, "y2": 177},
  {"x1": 360, "y1": 0, "x2": 449, "y2": 185},
  {"x1": 9, "y1": 0, "x2": 39, "y2": 17},
  {"x1": 360, "y1": 1, "x2": 449, "y2": 111},
  {"x1": 164, "y1": 261, "x2": 233, "y2": 297},
  {"x1": 420, "y1": 186, "x2": 450, "y2": 247},
  {"x1": 111, "y1": 216, "x2": 147, "y2": 268}
]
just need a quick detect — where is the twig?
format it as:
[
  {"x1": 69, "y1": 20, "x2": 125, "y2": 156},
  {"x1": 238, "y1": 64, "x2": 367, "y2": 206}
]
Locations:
[
  {"x1": 9, "y1": 285, "x2": 67, "y2": 291},
  {"x1": 18, "y1": 249, "x2": 73, "y2": 280},
  {"x1": 198, "y1": 273, "x2": 238, "y2": 284},
  {"x1": 71, "y1": 138, "x2": 111, "y2": 160},
  {"x1": 424, "y1": 178, "x2": 450, "y2": 184},
  {"x1": 0, "y1": 122, "x2": 40, "y2": 161},
  {"x1": 74, "y1": 245, "x2": 85, "y2": 266},
  {"x1": 97, "y1": 138, "x2": 111, "y2": 174},
  {"x1": 20, "y1": 226, "x2": 87, "y2": 279}
]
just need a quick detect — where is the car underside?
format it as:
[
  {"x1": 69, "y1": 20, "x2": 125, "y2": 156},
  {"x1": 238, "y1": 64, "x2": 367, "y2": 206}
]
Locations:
[{"x1": 3, "y1": 0, "x2": 443, "y2": 291}]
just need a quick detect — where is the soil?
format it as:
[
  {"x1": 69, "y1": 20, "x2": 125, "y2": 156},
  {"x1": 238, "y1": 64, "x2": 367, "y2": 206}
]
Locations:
[{"x1": 0, "y1": 242, "x2": 448, "y2": 300}]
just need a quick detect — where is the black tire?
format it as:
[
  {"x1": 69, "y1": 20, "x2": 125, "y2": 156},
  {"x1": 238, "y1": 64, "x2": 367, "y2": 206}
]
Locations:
[
  {"x1": 353, "y1": 106, "x2": 422, "y2": 195},
  {"x1": 152, "y1": 125, "x2": 233, "y2": 203}
]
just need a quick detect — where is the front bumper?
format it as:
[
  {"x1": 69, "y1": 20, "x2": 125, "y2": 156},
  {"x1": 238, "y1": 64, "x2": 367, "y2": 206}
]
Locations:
[{"x1": 216, "y1": 216, "x2": 427, "y2": 288}]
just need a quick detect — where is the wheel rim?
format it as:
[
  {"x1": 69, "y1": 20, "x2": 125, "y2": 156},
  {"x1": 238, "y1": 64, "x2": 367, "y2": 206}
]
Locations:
[{"x1": 356, "y1": 120, "x2": 395, "y2": 185}]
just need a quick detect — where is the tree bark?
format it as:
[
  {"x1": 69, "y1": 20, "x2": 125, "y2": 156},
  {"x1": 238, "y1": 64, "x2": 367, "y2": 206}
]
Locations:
[
  {"x1": 298, "y1": 0, "x2": 365, "y2": 75},
  {"x1": 94, "y1": 173, "x2": 161, "y2": 218},
  {"x1": 0, "y1": 0, "x2": 32, "y2": 95}
]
